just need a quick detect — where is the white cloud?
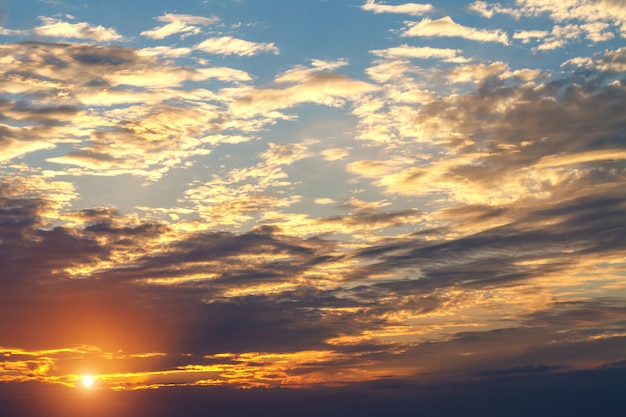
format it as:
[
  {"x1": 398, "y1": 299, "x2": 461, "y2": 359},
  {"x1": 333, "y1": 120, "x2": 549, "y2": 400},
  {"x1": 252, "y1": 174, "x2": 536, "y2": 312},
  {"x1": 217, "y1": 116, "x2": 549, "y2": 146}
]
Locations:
[
  {"x1": 535, "y1": 24, "x2": 582, "y2": 51},
  {"x1": 468, "y1": 1, "x2": 521, "y2": 19},
  {"x1": 138, "y1": 46, "x2": 193, "y2": 58},
  {"x1": 196, "y1": 36, "x2": 279, "y2": 56},
  {"x1": 513, "y1": 30, "x2": 549, "y2": 43},
  {"x1": 7, "y1": 16, "x2": 125, "y2": 41},
  {"x1": 361, "y1": 0, "x2": 434, "y2": 16},
  {"x1": 140, "y1": 13, "x2": 219, "y2": 40},
  {"x1": 371, "y1": 45, "x2": 462, "y2": 60},
  {"x1": 37, "y1": 17, "x2": 123, "y2": 41},
  {"x1": 487, "y1": 0, "x2": 626, "y2": 45},
  {"x1": 402, "y1": 16, "x2": 509, "y2": 44}
]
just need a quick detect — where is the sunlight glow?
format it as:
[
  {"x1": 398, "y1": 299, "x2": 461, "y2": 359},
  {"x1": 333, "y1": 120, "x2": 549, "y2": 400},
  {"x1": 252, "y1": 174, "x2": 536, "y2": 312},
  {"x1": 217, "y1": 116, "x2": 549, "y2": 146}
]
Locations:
[{"x1": 82, "y1": 375, "x2": 95, "y2": 388}]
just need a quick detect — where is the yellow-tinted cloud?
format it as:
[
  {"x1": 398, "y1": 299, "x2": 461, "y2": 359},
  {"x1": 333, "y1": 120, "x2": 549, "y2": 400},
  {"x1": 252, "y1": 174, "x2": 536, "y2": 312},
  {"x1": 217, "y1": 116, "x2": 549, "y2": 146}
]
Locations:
[
  {"x1": 402, "y1": 16, "x2": 509, "y2": 44},
  {"x1": 230, "y1": 71, "x2": 379, "y2": 118},
  {"x1": 0, "y1": 16, "x2": 122, "y2": 41}
]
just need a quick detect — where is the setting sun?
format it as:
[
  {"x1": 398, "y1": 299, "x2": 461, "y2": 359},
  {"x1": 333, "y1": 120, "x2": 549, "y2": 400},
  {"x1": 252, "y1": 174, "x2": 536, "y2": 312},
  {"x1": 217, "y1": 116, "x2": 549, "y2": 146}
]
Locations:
[{"x1": 82, "y1": 375, "x2": 95, "y2": 388}]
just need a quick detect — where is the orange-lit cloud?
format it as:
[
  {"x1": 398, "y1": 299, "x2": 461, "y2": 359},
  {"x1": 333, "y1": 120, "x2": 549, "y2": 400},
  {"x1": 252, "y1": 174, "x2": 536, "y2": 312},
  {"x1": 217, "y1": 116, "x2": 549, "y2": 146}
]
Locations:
[{"x1": 1, "y1": 2, "x2": 625, "y2": 407}]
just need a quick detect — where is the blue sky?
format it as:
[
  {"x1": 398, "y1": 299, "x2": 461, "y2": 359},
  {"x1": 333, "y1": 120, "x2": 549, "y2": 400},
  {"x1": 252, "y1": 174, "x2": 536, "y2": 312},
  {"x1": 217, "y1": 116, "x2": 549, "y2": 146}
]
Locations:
[{"x1": 0, "y1": 0, "x2": 625, "y2": 413}]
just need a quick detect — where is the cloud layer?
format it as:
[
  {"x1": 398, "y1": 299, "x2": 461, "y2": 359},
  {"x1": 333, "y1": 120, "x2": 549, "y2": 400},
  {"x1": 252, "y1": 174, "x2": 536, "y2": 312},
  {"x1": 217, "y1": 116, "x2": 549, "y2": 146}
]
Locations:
[{"x1": 0, "y1": 0, "x2": 624, "y2": 403}]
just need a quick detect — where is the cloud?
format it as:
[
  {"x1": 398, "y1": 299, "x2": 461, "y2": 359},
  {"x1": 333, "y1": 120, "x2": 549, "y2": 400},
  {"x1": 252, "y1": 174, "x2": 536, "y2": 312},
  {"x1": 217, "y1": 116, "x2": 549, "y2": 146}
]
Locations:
[
  {"x1": 0, "y1": 16, "x2": 123, "y2": 41},
  {"x1": 0, "y1": 42, "x2": 254, "y2": 179},
  {"x1": 229, "y1": 65, "x2": 379, "y2": 117},
  {"x1": 140, "y1": 13, "x2": 219, "y2": 39},
  {"x1": 370, "y1": 44, "x2": 462, "y2": 60},
  {"x1": 474, "y1": 364, "x2": 565, "y2": 377},
  {"x1": 468, "y1": 1, "x2": 522, "y2": 19},
  {"x1": 34, "y1": 16, "x2": 123, "y2": 41},
  {"x1": 564, "y1": 45, "x2": 626, "y2": 72},
  {"x1": 320, "y1": 147, "x2": 351, "y2": 161},
  {"x1": 195, "y1": 36, "x2": 279, "y2": 56},
  {"x1": 361, "y1": 0, "x2": 434, "y2": 16},
  {"x1": 315, "y1": 198, "x2": 336, "y2": 205},
  {"x1": 402, "y1": 16, "x2": 509, "y2": 44},
  {"x1": 517, "y1": 0, "x2": 626, "y2": 31},
  {"x1": 513, "y1": 29, "x2": 549, "y2": 43},
  {"x1": 474, "y1": 0, "x2": 626, "y2": 49},
  {"x1": 354, "y1": 47, "x2": 626, "y2": 206}
]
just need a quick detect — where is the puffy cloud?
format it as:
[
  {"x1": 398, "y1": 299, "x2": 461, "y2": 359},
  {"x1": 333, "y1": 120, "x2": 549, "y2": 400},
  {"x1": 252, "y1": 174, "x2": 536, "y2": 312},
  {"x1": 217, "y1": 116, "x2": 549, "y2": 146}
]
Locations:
[
  {"x1": 33, "y1": 17, "x2": 124, "y2": 41},
  {"x1": 564, "y1": 45, "x2": 626, "y2": 72},
  {"x1": 402, "y1": 16, "x2": 509, "y2": 44},
  {"x1": 476, "y1": 0, "x2": 626, "y2": 49},
  {"x1": 369, "y1": 58, "x2": 626, "y2": 204},
  {"x1": 0, "y1": 16, "x2": 123, "y2": 41},
  {"x1": 517, "y1": 0, "x2": 626, "y2": 30}
]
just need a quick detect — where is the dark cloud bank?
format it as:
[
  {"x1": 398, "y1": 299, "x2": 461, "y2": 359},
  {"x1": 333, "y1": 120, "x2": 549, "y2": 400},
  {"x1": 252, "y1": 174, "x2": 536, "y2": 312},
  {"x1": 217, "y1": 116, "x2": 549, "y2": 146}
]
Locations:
[{"x1": 2, "y1": 367, "x2": 626, "y2": 417}]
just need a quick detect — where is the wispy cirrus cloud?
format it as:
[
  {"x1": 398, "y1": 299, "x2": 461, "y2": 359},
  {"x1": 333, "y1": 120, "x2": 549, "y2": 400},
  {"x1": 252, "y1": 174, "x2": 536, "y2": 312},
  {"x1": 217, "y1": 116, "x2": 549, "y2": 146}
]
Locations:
[
  {"x1": 361, "y1": 0, "x2": 434, "y2": 16},
  {"x1": 370, "y1": 44, "x2": 463, "y2": 60},
  {"x1": 140, "y1": 13, "x2": 219, "y2": 40},
  {"x1": 196, "y1": 36, "x2": 279, "y2": 56}
]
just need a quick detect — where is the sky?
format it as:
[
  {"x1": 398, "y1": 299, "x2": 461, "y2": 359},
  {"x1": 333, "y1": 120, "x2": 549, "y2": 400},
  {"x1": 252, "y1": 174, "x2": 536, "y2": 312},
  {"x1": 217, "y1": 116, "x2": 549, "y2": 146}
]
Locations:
[{"x1": 0, "y1": 0, "x2": 625, "y2": 415}]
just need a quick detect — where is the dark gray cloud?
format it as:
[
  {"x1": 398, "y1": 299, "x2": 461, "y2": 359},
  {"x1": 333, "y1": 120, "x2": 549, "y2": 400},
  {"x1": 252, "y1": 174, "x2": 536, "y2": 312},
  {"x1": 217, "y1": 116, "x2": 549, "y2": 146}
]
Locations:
[
  {"x1": 2, "y1": 366, "x2": 626, "y2": 417},
  {"x1": 350, "y1": 189, "x2": 626, "y2": 293},
  {"x1": 474, "y1": 364, "x2": 566, "y2": 377}
]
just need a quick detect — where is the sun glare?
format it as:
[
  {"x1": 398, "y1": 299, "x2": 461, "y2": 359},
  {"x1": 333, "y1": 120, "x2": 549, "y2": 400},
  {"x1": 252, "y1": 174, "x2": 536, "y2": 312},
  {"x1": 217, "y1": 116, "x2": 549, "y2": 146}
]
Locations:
[{"x1": 82, "y1": 375, "x2": 95, "y2": 388}]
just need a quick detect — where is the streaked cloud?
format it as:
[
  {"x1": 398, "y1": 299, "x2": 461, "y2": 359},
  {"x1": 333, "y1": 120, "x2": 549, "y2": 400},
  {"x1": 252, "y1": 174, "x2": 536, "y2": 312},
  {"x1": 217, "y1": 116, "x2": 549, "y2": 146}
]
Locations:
[
  {"x1": 401, "y1": 16, "x2": 509, "y2": 44},
  {"x1": 371, "y1": 44, "x2": 462, "y2": 60},
  {"x1": 361, "y1": 0, "x2": 434, "y2": 16},
  {"x1": 229, "y1": 64, "x2": 379, "y2": 117},
  {"x1": 140, "y1": 13, "x2": 219, "y2": 39},
  {"x1": 196, "y1": 36, "x2": 279, "y2": 56}
]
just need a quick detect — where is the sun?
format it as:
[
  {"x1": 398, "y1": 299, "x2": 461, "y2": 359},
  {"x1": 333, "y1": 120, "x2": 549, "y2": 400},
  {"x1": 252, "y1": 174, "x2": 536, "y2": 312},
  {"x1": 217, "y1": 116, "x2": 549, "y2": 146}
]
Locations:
[{"x1": 82, "y1": 375, "x2": 95, "y2": 388}]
